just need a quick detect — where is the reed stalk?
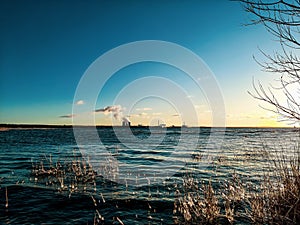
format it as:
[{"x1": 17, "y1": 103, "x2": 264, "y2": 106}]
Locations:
[{"x1": 5, "y1": 186, "x2": 8, "y2": 209}]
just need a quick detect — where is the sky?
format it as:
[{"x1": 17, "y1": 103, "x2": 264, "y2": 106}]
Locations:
[{"x1": 0, "y1": 0, "x2": 290, "y2": 127}]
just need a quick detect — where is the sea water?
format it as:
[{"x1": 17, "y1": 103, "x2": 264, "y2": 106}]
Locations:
[{"x1": 0, "y1": 127, "x2": 299, "y2": 224}]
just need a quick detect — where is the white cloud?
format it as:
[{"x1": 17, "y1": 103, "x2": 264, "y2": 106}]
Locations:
[
  {"x1": 59, "y1": 114, "x2": 75, "y2": 118},
  {"x1": 136, "y1": 107, "x2": 152, "y2": 111},
  {"x1": 76, "y1": 100, "x2": 84, "y2": 105}
]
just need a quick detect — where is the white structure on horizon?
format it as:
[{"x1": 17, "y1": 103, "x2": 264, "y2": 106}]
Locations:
[
  {"x1": 122, "y1": 116, "x2": 131, "y2": 127},
  {"x1": 156, "y1": 120, "x2": 166, "y2": 128},
  {"x1": 159, "y1": 123, "x2": 166, "y2": 128},
  {"x1": 122, "y1": 120, "x2": 131, "y2": 127}
]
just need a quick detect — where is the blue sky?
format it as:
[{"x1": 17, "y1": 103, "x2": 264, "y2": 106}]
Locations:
[{"x1": 0, "y1": 0, "x2": 286, "y2": 127}]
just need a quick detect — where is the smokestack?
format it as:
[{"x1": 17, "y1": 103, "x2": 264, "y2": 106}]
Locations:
[{"x1": 122, "y1": 117, "x2": 131, "y2": 127}]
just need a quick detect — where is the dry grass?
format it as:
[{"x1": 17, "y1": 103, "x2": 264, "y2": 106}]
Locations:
[
  {"x1": 174, "y1": 144, "x2": 300, "y2": 225},
  {"x1": 31, "y1": 151, "x2": 109, "y2": 224},
  {"x1": 173, "y1": 176, "x2": 221, "y2": 224},
  {"x1": 173, "y1": 175, "x2": 249, "y2": 225},
  {"x1": 31, "y1": 151, "x2": 97, "y2": 194},
  {"x1": 31, "y1": 151, "x2": 129, "y2": 225},
  {"x1": 28, "y1": 143, "x2": 300, "y2": 224},
  {"x1": 247, "y1": 150, "x2": 300, "y2": 224}
]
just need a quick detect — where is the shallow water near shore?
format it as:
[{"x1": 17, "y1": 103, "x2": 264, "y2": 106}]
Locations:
[{"x1": 0, "y1": 127, "x2": 299, "y2": 224}]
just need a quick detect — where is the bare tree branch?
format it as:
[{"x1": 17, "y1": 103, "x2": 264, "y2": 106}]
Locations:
[{"x1": 240, "y1": 0, "x2": 300, "y2": 124}]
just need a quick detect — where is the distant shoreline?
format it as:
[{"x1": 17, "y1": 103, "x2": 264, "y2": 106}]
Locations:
[
  {"x1": 0, "y1": 124, "x2": 73, "y2": 129},
  {"x1": 0, "y1": 123, "x2": 295, "y2": 130}
]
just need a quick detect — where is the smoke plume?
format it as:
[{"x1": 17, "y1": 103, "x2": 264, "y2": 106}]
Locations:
[
  {"x1": 95, "y1": 105, "x2": 131, "y2": 124},
  {"x1": 95, "y1": 105, "x2": 123, "y2": 120}
]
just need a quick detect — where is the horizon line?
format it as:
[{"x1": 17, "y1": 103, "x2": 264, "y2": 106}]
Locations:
[{"x1": 0, "y1": 123, "x2": 296, "y2": 129}]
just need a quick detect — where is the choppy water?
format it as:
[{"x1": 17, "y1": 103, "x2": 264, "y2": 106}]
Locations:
[{"x1": 0, "y1": 127, "x2": 299, "y2": 224}]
